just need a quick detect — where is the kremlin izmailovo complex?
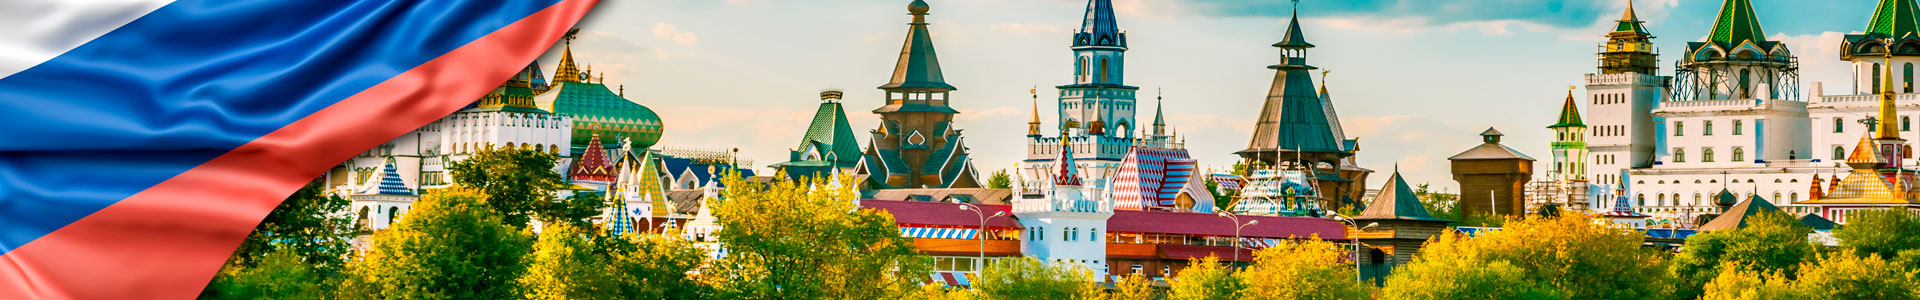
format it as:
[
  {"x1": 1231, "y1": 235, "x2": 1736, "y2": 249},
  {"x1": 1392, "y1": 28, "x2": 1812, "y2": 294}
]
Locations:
[{"x1": 320, "y1": 0, "x2": 1920, "y2": 287}]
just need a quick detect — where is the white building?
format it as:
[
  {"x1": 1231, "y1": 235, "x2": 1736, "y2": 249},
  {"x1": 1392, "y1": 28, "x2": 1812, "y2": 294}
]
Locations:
[{"x1": 1015, "y1": 140, "x2": 1114, "y2": 274}]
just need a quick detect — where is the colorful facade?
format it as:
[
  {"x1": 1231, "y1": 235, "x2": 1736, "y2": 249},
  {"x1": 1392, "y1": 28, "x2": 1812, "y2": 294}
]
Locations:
[
  {"x1": 861, "y1": 0, "x2": 980, "y2": 190},
  {"x1": 1235, "y1": 4, "x2": 1367, "y2": 212}
]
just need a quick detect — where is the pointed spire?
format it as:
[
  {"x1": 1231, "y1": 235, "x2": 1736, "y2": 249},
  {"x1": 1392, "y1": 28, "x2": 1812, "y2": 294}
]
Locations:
[
  {"x1": 1867, "y1": 0, "x2": 1920, "y2": 38},
  {"x1": 1881, "y1": 50, "x2": 1903, "y2": 140},
  {"x1": 1053, "y1": 127, "x2": 1082, "y2": 186},
  {"x1": 1029, "y1": 86, "x2": 1043, "y2": 136},
  {"x1": 1356, "y1": 166, "x2": 1449, "y2": 222},
  {"x1": 1274, "y1": 0, "x2": 1314, "y2": 48},
  {"x1": 1706, "y1": 0, "x2": 1767, "y2": 47},
  {"x1": 1847, "y1": 135, "x2": 1888, "y2": 169},
  {"x1": 1550, "y1": 86, "x2": 1587, "y2": 128},
  {"x1": 1614, "y1": 0, "x2": 1650, "y2": 34},
  {"x1": 1152, "y1": 88, "x2": 1166, "y2": 136},
  {"x1": 1089, "y1": 100, "x2": 1106, "y2": 135},
  {"x1": 881, "y1": 0, "x2": 954, "y2": 90},
  {"x1": 555, "y1": 28, "x2": 583, "y2": 83},
  {"x1": 1074, "y1": 0, "x2": 1126, "y2": 49}
]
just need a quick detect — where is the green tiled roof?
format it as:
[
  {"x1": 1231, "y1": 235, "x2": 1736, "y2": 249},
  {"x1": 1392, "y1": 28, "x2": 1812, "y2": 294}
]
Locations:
[
  {"x1": 1706, "y1": 0, "x2": 1767, "y2": 47},
  {"x1": 536, "y1": 81, "x2": 664, "y2": 149},
  {"x1": 881, "y1": 1, "x2": 954, "y2": 90},
  {"x1": 1549, "y1": 90, "x2": 1586, "y2": 128},
  {"x1": 1272, "y1": 10, "x2": 1315, "y2": 48},
  {"x1": 776, "y1": 100, "x2": 862, "y2": 170},
  {"x1": 1866, "y1": 0, "x2": 1920, "y2": 38}
]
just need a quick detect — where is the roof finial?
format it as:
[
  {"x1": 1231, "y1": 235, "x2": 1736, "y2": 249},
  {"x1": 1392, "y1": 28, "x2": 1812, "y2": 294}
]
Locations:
[{"x1": 1028, "y1": 86, "x2": 1042, "y2": 136}]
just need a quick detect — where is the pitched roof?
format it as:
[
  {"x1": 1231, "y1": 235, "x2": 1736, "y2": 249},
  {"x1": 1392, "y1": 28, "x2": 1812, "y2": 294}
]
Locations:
[
  {"x1": 1613, "y1": 0, "x2": 1650, "y2": 34},
  {"x1": 1273, "y1": 9, "x2": 1314, "y2": 48},
  {"x1": 1356, "y1": 170, "x2": 1449, "y2": 222},
  {"x1": 775, "y1": 98, "x2": 862, "y2": 170},
  {"x1": 1699, "y1": 195, "x2": 1783, "y2": 231},
  {"x1": 373, "y1": 157, "x2": 411, "y2": 195},
  {"x1": 860, "y1": 199, "x2": 1023, "y2": 228},
  {"x1": 1705, "y1": 0, "x2": 1767, "y2": 48},
  {"x1": 1549, "y1": 89, "x2": 1586, "y2": 128},
  {"x1": 570, "y1": 133, "x2": 617, "y2": 183},
  {"x1": 880, "y1": 0, "x2": 954, "y2": 90},
  {"x1": 1242, "y1": 62, "x2": 1343, "y2": 154},
  {"x1": 1799, "y1": 213, "x2": 1838, "y2": 230},
  {"x1": 1448, "y1": 143, "x2": 1535, "y2": 161},
  {"x1": 1073, "y1": 0, "x2": 1126, "y2": 49},
  {"x1": 1866, "y1": 0, "x2": 1920, "y2": 38}
]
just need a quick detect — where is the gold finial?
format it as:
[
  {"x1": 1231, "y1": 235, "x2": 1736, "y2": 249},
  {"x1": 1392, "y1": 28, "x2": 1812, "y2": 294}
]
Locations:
[{"x1": 1028, "y1": 86, "x2": 1042, "y2": 136}]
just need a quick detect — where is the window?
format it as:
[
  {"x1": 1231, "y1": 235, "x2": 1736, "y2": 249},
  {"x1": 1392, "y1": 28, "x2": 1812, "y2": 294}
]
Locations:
[
  {"x1": 1675, "y1": 121, "x2": 1685, "y2": 136},
  {"x1": 1658, "y1": 194, "x2": 1666, "y2": 206},
  {"x1": 1674, "y1": 148, "x2": 1687, "y2": 162},
  {"x1": 1099, "y1": 58, "x2": 1110, "y2": 82},
  {"x1": 1638, "y1": 194, "x2": 1646, "y2": 206},
  {"x1": 1740, "y1": 69, "x2": 1752, "y2": 98},
  {"x1": 1733, "y1": 147, "x2": 1745, "y2": 162},
  {"x1": 1692, "y1": 194, "x2": 1701, "y2": 207},
  {"x1": 1837, "y1": 118, "x2": 1846, "y2": 133},
  {"x1": 1835, "y1": 146, "x2": 1847, "y2": 161},
  {"x1": 1907, "y1": 62, "x2": 1914, "y2": 93},
  {"x1": 1704, "y1": 121, "x2": 1714, "y2": 136},
  {"x1": 1907, "y1": 116, "x2": 1913, "y2": 132},
  {"x1": 1733, "y1": 120, "x2": 1744, "y2": 135}
]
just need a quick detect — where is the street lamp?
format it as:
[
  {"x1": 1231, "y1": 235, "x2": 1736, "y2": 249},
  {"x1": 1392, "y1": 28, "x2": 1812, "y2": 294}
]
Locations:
[
  {"x1": 960, "y1": 203, "x2": 1008, "y2": 272},
  {"x1": 1216, "y1": 212, "x2": 1258, "y2": 264},
  {"x1": 1331, "y1": 213, "x2": 1379, "y2": 283}
]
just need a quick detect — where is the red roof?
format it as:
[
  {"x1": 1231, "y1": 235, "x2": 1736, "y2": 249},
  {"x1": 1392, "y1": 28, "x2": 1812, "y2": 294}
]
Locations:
[
  {"x1": 861, "y1": 199, "x2": 1022, "y2": 229},
  {"x1": 1108, "y1": 210, "x2": 1346, "y2": 239}
]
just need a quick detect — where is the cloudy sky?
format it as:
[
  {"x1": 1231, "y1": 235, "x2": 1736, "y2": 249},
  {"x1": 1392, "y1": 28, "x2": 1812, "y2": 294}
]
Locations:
[{"x1": 538, "y1": 0, "x2": 1881, "y2": 192}]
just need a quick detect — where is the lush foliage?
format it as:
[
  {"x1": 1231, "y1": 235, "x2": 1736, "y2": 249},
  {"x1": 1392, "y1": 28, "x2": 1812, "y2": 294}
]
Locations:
[
  {"x1": 225, "y1": 179, "x2": 357, "y2": 272},
  {"x1": 1835, "y1": 208, "x2": 1920, "y2": 260},
  {"x1": 1237, "y1": 238, "x2": 1372, "y2": 300},
  {"x1": 342, "y1": 189, "x2": 534, "y2": 299},
  {"x1": 447, "y1": 148, "x2": 583, "y2": 227},
  {"x1": 973, "y1": 258, "x2": 1101, "y2": 300},
  {"x1": 607, "y1": 229, "x2": 711, "y2": 299},
  {"x1": 1107, "y1": 273, "x2": 1159, "y2": 300},
  {"x1": 1380, "y1": 211, "x2": 1671, "y2": 299},
  {"x1": 1670, "y1": 210, "x2": 1813, "y2": 299},
  {"x1": 520, "y1": 223, "x2": 620, "y2": 299},
  {"x1": 1703, "y1": 253, "x2": 1919, "y2": 300},
  {"x1": 704, "y1": 174, "x2": 929, "y2": 299},
  {"x1": 1168, "y1": 256, "x2": 1242, "y2": 300},
  {"x1": 200, "y1": 249, "x2": 335, "y2": 300},
  {"x1": 987, "y1": 169, "x2": 1012, "y2": 189}
]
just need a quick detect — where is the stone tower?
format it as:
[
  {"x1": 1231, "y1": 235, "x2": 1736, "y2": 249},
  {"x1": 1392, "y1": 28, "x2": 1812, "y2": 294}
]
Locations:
[{"x1": 1585, "y1": 0, "x2": 1665, "y2": 190}]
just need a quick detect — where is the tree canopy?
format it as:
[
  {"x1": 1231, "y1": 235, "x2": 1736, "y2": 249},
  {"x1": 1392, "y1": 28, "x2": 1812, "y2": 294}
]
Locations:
[
  {"x1": 972, "y1": 257, "x2": 1101, "y2": 300},
  {"x1": 1671, "y1": 210, "x2": 1813, "y2": 299},
  {"x1": 446, "y1": 148, "x2": 570, "y2": 227},
  {"x1": 1168, "y1": 256, "x2": 1242, "y2": 300},
  {"x1": 342, "y1": 189, "x2": 534, "y2": 299},
  {"x1": 1381, "y1": 211, "x2": 1670, "y2": 299},
  {"x1": 1237, "y1": 238, "x2": 1372, "y2": 300},
  {"x1": 704, "y1": 174, "x2": 929, "y2": 299}
]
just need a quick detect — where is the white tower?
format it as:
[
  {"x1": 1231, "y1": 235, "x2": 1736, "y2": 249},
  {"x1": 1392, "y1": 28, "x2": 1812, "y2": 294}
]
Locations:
[
  {"x1": 1014, "y1": 136, "x2": 1113, "y2": 274},
  {"x1": 1584, "y1": 1, "x2": 1664, "y2": 189}
]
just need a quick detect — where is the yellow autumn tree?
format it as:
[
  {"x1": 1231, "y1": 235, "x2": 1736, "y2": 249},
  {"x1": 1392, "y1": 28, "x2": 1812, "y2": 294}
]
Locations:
[
  {"x1": 519, "y1": 223, "x2": 616, "y2": 299},
  {"x1": 1380, "y1": 211, "x2": 1670, "y2": 299},
  {"x1": 972, "y1": 257, "x2": 1102, "y2": 300},
  {"x1": 1168, "y1": 256, "x2": 1241, "y2": 300},
  {"x1": 1236, "y1": 237, "x2": 1371, "y2": 300},
  {"x1": 340, "y1": 188, "x2": 533, "y2": 299},
  {"x1": 704, "y1": 174, "x2": 929, "y2": 299},
  {"x1": 1107, "y1": 273, "x2": 1159, "y2": 300}
]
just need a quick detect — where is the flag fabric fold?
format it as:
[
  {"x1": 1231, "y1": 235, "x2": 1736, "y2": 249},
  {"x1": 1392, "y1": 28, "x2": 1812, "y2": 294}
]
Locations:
[{"x1": 0, "y1": 0, "x2": 599, "y2": 298}]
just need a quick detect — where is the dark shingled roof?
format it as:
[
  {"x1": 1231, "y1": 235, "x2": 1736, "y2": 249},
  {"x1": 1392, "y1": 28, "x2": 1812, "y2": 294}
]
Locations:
[
  {"x1": 1699, "y1": 195, "x2": 1784, "y2": 231},
  {"x1": 1356, "y1": 170, "x2": 1450, "y2": 222}
]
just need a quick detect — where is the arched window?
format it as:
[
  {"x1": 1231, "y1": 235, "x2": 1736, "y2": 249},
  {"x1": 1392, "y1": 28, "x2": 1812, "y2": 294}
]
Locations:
[
  {"x1": 1906, "y1": 116, "x2": 1913, "y2": 132},
  {"x1": 1875, "y1": 63, "x2": 1884, "y2": 93},
  {"x1": 1658, "y1": 194, "x2": 1667, "y2": 206},
  {"x1": 1638, "y1": 194, "x2": 1647, "y2": 206},
  {"x1": 1675, "y1": 121, "x2": 1685, "y2": 136},
  {"x1": 1906, "y1": 62, "x2": 1914, "y2": 93},
  {"x1": 1099, "y1": 58, "x2": 1110, "y2": 82},
  {"x1": 1739, "y1": 69, "x2": 1752, "y2": 98},
  {"x1": 1835, "y1": 146, "x2": 1847, "y2": 160},
  {"x1": 1077, "y1": 57, "x2": 1087, "y2": 82},
  {"x1": 1693, "y1": 194, "x2": 1702, "y2": 207},
  {"x1": 388, "y1": 207, "x2": 400, "y2": 225},
  {"x1": 1704, "y1": 121, "x2": 1714, "y2": 136},
  {"x1": 1837, "y1": 117, "x2": 1847, "y2": 133},
  {"x1": 1733, "y1": 120, "x2": 1744, "y2": 135},
  {"x1": 1733, "y1": 147, "x2": 1745, "y2": 162},
  {"x1": 1674, "y1": 148, "x2": 1687, "y2": 162},
  {"x1": 1791, "y1": 192, "x2": 1799, "y2": 202}
]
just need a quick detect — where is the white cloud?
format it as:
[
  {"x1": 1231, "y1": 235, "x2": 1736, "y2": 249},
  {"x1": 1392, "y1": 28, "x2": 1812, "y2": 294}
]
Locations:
[
  {"x1": 990, "y1": 23, "x2": 1067, "y2": 37},
  {"x1": 652, "y1": 22, "x2": 699, "y2": 46},
  {"x1": 1769, "y1": 31, "x2": 1849, "y2": 98},
  {"x1": 1311, "y1": 16, "x2": 1554, "y2": 36}
]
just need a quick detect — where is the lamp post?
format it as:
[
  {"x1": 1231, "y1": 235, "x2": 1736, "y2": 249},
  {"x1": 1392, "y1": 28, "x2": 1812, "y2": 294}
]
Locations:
[
  {"x1": 1216, "y1": 212, "x2": 1259, "y2": 265},
  {"x1": 959, "y1": 203, "x2": 1007, "y2": 272},
  {"x1": 1332, "y1": 213, "x2": 1379, "y2": 283}
]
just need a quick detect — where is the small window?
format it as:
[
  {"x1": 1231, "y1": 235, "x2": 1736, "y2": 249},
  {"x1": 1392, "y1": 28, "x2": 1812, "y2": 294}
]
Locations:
[
  {"x1": 1703, "y1": 121, "x2": 1714, "y2": 136},
  {"x1": 1836, "y1": 118, "x2": 1846, "y2": 133},
  {"x1": 1674, "y1": 148, "x2": 1687, "y2": 162},
  {"x1": 1732, "y1": 147, "x2": 1745, "y2": 162},
  {"x1": 1835, "y1": 146, "x2": 1847, "y2": 160},
  {"x1": 1733, "y1": 120, "x2": 1744, "y2": 135}
]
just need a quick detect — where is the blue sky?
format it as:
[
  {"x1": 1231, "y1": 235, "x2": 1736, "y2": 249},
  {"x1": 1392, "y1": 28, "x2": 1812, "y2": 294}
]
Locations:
[{"x1": 543, "y1": 0, "x2": 1881, "y2": 192}]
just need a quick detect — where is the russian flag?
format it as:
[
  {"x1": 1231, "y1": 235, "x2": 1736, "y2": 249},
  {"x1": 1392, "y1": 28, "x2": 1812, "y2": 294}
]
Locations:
[{"x1": 0, "y1": 0, "x2": 597, "y2": 298}]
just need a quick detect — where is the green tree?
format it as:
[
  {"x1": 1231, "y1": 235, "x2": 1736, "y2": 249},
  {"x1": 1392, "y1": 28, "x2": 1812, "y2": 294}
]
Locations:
[
  {"x1": 1237, "y1": 238, "x2": 1372, "y2": 300},
  {"x1": 199, "y1": 249, "x2": 334, "y2": 300},
  {"x1": 906, "y1": 284, "x2": 976, "y2": 300},
  {"x1": 608, "y1": 229, "x2": 711, "y2": 299},
  {"x1": 1671, "y1": 210, "x2": 1813, "y2": 299},
  {"x1": 225, "y1": 179, "x2": 357, "y2": 272},
  {"x1": 987, "y1": 169, "x2": 1013, "y2": 189},
  {"x1": 705, "y1": 174, "x2": 929, "y2": 299},
  {"x1": 973, "y1": 257, "x2": 1101, "y2": 300},
  {"x1": 1169, "y1": 256, "x2": 1242, "y2": 300},
  {"x1": 446, "y1": 147, "x2": 567, "y2": 227},
  {"x1": 341, "y1": 189, "x2": 534, "y2": 299},
  {"x1": 1834, "y1": 208, "x2": 1920, "y2": 260},
  {"x1": 1204, "y1": 177, "x2": 1237, "y2": 211},
  {"x1": 520, "y1": 223, "x2": 618, "y2": 299},
  {"x1": 1703, "y1": 253, "x2": 1918, "y2": 300},
  {"x1": 1700, "y1": 262, "x2": 1796, "y2": 300},
  {"x1": 1380, "y1": 211, "x2": 1671, "y2": 299}
]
